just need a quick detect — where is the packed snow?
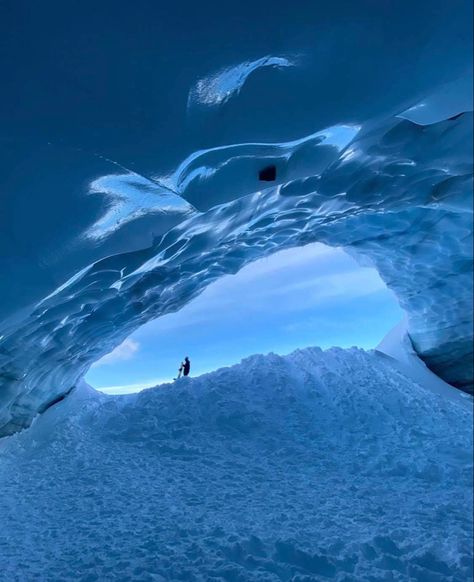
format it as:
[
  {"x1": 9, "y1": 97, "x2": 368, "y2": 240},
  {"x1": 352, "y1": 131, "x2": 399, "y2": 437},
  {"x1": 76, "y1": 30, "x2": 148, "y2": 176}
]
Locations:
[{"x1": 0, "y1": 346, "x2": 472, "y2": 581}]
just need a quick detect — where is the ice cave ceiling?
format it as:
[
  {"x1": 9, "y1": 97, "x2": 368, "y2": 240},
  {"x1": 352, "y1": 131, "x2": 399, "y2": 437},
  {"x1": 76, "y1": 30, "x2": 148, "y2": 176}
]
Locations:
[{"x1": 0, "y1": 0, "x2": 472, "y2": 435}]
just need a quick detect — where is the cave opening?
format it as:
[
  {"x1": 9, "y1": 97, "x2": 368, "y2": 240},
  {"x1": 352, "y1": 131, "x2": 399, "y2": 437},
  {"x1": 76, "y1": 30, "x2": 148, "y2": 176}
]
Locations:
[{"x1": 86, "y1": 243, "x2": 403, "y2": 395}]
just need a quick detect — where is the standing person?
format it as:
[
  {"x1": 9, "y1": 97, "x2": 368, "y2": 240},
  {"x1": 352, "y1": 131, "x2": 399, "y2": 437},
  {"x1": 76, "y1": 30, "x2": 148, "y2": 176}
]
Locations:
[{"x1": 176, "y1": 356, "x2": 191, "y2": 379}]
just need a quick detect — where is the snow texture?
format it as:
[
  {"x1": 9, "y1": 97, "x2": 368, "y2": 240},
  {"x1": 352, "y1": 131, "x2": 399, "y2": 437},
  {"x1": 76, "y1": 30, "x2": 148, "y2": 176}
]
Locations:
[
  {"x1": 0, "y1": 0, "x2": 473, "y2": 434},
  {"x1": 0, "y1": 346, "x2": 472, "y2": 581}
]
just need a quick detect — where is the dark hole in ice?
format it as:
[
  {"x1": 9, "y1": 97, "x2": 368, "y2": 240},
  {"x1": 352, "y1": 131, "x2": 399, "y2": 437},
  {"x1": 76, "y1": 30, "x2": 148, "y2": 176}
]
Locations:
[
  {"x1": 38, "y1": 386, "x2": 75, "y2": 413},
  {"x1": 259, "y1": 165, "x2": 277, "y2": 181}
]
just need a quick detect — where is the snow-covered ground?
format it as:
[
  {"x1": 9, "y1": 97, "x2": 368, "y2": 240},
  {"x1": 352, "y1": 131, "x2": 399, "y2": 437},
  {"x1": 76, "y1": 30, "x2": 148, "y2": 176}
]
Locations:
[{"x1": 0, "y1": 346, "x2": 472, "y2": 581}]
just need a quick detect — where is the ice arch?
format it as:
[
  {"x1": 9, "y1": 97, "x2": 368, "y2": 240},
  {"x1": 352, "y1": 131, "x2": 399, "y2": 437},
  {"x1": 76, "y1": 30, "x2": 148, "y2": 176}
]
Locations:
[
  {"x1": 0, "y1": 0, "x2": 472, "y2": 435},
  {"x1": 86, "y1": 242, "x2": 403, "y2": 393}
]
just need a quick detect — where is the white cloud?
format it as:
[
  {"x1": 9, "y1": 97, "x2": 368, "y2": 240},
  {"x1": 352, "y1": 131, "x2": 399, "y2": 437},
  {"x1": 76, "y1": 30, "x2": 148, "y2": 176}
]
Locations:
[
  {"x1": 267, "y1": 266, "x2": 387, "y2": 304},
  {"x1": 91, "y1": 338, "x2": 140, "y2": 367},
  {"x1": 94, "y1": 377, "x2": 170, "y2": 395},
  {"x1": 220, "y1": 243, "x2": 337, "y2": 283},
  {"x1": 134, "y1": 243, "x2": 391, "y2": 335}
]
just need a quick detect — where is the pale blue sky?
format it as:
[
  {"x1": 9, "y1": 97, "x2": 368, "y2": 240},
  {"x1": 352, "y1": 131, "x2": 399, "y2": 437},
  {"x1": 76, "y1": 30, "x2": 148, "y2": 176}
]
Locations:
[{"x1": 87, "y1": 243, "x2": 403, "y2": 394}]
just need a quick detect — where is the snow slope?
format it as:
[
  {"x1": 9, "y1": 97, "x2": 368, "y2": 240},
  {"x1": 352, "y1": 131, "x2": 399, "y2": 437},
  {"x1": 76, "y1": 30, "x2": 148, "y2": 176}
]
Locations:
[{"x1": 1, "y1": 347, "x2": 471, "y2": 581}]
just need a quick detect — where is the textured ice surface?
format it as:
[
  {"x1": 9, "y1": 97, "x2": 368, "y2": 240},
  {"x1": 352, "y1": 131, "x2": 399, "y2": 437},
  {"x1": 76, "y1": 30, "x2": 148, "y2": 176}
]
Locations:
[
  {"x1": 188, "y1": 56, "x2": 295, "y2": 108},
  {"x1": 0, "y1": 347, "x2": 472, "y2": 580},
  {"x1": 0, "y1": 0, "x2": 473, "y2": 434}
]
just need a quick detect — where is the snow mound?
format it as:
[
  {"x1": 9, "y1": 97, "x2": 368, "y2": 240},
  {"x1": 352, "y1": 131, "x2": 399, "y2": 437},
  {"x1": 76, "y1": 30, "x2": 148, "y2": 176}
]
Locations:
[{"x1": 1, "y1": 347, "x2": 472, "y2": 581}]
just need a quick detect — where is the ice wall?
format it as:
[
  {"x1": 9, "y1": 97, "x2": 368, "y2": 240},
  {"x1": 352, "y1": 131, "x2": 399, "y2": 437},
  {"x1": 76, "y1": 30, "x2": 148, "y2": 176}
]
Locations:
[{"x1": 0, "y1": 0, "x2": 472, "y2": 435}]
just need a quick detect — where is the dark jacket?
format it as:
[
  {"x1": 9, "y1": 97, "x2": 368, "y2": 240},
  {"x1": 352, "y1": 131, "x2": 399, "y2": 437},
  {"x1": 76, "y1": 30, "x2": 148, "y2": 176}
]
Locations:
[{"x1": 182, "y1": 359, "x2": 190, "y2": 376}]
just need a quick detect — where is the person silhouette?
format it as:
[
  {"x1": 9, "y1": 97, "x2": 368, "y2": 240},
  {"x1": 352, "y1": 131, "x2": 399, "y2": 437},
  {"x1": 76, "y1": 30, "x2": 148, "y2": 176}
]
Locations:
[{"x1": 177, "y1": 356, "x2": 191, "y2": 379}]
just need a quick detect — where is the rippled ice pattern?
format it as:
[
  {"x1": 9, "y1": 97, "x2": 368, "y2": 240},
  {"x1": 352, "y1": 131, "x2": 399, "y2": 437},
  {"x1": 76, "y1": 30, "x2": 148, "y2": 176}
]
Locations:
[{"x1": 0, "y1": 0, "x2": 472, "y2": 433}]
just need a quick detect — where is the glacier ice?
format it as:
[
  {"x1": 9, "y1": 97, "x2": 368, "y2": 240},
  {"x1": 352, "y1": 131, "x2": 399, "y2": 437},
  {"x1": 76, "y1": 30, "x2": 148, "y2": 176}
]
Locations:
[
  {"x1": 0, "y1": 0, "x2": 473, "y2": 434},
  {"x1": 0, "y1": 346, "x2": 471, "y2": 579},
  {"x1": 187, "y1": 56, "x2": 296, "y2": 109}
]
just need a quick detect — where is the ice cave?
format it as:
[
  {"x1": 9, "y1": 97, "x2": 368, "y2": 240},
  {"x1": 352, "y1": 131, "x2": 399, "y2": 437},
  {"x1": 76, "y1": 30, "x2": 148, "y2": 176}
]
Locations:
[{"x1": 0, "y1": 0, "x2": 472, "y2": 580}]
